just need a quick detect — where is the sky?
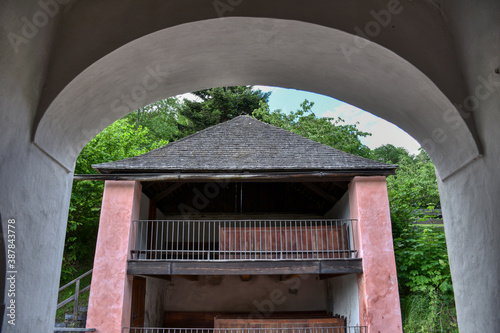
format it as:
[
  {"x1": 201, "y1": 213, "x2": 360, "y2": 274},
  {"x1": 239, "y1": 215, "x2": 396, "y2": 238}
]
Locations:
[{"x1": 254, "y1": 86, "x2": 421, "y2": 155}]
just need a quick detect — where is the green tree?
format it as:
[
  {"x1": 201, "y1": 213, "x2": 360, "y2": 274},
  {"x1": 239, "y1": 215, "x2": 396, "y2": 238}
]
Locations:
[
  {"x1": 124, "y1": 97, "x2": 182, "y2": 143},
  {"x1": 252, "y1": 99, "x2": 372, "y2": 158},
  {"x1": 178, "y1": 86, "x2": 271, "y2": 135},
  {"x1": 380, "y1": 148, "x2": 457, "y2": 331},
  {"x1": 63, "y1": 119, "x2": 167, "y2": 281},
  {"x1": 371, "y1": 144, "x2": 411, "y2": 165}
]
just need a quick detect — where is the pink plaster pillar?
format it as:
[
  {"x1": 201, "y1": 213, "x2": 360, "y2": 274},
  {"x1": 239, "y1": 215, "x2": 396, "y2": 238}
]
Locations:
[
  {"x1": 86, "y1": 181, "x2": 142, "y2": 333},
  {"x1": 349, "y1": 176, "x2": 402, "y2": 332}
]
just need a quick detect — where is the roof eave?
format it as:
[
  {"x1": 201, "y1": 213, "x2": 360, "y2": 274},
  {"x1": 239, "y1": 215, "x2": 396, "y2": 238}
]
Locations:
[{"x1": 76, "y1": 168, "x2": 396, "y2": 182}]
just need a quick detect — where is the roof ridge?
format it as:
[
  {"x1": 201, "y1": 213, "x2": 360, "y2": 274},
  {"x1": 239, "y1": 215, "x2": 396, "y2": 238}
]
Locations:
[{"x1": 93, "y1": 115, "x2": 397, "y2": 174}]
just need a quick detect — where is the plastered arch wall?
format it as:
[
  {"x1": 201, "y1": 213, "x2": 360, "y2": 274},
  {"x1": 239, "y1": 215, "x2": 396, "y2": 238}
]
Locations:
[
  {"x1": 1, "y1": 1, "x2": 499, "y2": 332},
  {"x1": 34, "y1": 18, "x2": 479, "y2": 179}
]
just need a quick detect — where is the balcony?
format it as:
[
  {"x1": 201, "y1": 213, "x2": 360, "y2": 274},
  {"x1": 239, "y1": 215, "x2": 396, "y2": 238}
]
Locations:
[
  {"x1": 128, "y1": 220, "x2": 362, "y2": 276},
  {"x1": 123, "y1": 328, "x2": 367, "y2": 333}
]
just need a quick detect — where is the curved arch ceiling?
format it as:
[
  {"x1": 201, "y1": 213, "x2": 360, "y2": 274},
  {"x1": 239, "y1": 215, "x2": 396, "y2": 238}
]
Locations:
[{"x1": 34, "y1": 17, "x2": 480, "y2": 179}]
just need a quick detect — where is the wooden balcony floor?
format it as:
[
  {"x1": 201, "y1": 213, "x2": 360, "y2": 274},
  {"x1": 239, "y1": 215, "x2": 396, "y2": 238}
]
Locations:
[{"x1": 127, "y1": 259, "x2": 362, "y2": 276}]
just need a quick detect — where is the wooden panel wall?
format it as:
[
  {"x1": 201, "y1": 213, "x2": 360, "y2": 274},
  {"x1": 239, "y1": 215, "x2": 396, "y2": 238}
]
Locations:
[
  {"x1": 214, "y1": 318, "x2": 346, "y2": 331},
  {"x1": 219, "y1": 226, "x2": 349, "y2": 259}
]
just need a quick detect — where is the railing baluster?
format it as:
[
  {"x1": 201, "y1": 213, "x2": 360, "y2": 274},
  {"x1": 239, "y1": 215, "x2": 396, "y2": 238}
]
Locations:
[
  {"x1": 130, "y1": 219, "x2": 356, "y2": 262},
  {"x1": 239, "y1": 220, "x2": 243, "y2": 260},
  {"x1": 220, "y1": 221, "x2": 223, "y2": 260},
  {"x1": 182, "y1": 220, "x2": 186, "y2": 260},
  {"x1": 264, "y1": 219, "x2": 268, "y2": 259},
  {"x1": 137, "y1": 221, "x2": 141, "y2": 259},
  {"x1": 279, "y1": 221, "x2": 283, "y2": 259},
  {"x1": 121, "y1": 326, "x2": 367, "y2": 333},
  {"x1": 197, "y1": 220, "x2": 200, "y2": 260},
  {"x1": 169, "y1": 221, "x2": 174, "y2": 260},
  {"x1": 293, "y1": 219, "x2": 297, "y2": 259},
  {"x1": 155, "y1": 220, "x2": 158, "y2": 260},
  {"x1": 321, "y1": 220, "x2": 325, "y2": 259},
  {"x1": 175, "y1": 221, "x2": 181, "y2": 259},
  {"x1": 340, "y1": 223, "x2": 347, "y2": 258},
  {"x1": 325, "y1": 220, "x2": 330, "y2": 259},
  {"x1": 149, "y1": 220, "x2": 153, "y2": 260},
  {"x1": 145, "y1": 221, "x2": 149, "y2": 259},
  {"x1": 274, "y1": 220, "x2": 277, "y2": 259},
  {"x1": 73, "y1": 279, "x2": 79, "y2": 320},
  {"x1": 253, "y1": 220, "x2": 257, "y2": 260},
  {"x1": 315, "y1": 220, "x2": 319, "y2": 259}
]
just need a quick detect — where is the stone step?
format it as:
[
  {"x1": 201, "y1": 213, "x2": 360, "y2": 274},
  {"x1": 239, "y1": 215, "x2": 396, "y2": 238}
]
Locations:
[{"x1": 65, "y1": 313, "x2": 87, "y2": 322}]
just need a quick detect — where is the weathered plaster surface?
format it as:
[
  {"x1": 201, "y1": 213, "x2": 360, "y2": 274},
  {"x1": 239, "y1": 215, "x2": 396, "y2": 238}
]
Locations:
[
  {"x1": 349, "y1": 177, "x2": 402, "y2": 332},
  {"x1": 163, "y1": 275, "x2": 327, "y2": 314},
  {"x1": 145, "y1": 277, "x2": 166, "y2": 327},
  {"x1": 324, "y1": 192, "x2": 350, "y2": 220},
  {"x1": 327, "y1": 274, "x2": 359, "y2": 326},
  {"x1": 34, "y1": 17, "x2": 478, "y2": 177},
  {"x1": 86, "y1": 181, "x2": 142, "y2": 333}
]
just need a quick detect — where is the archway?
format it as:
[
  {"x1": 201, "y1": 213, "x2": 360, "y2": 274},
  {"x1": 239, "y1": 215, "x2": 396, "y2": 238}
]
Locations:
[
  {"x1": 34, "y1": 18, "x2": 479, "y2": 179},
  {"x1": 34, "y1": 17, "x2": 480, "y2": 331},
  {"x1": 1, "y1": 2, "x2": 499, "y2": 332}
]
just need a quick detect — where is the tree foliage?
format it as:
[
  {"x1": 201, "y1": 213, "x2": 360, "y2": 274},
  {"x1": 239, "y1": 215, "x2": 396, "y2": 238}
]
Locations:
[
  {"x1": 124, "y1": 97, "x2": 182, "y2": 143},
  {"x1": 379, "y1": 148, "x2": 441, "y2": 237},
  {"x1": 374, "y1": 145, "x2": 456, "y2": 332},
  {"x1": 178, "y1": 86, "x2": 271, "y2": 135},
  {"x1": 372, "y1": 144, "x2": 411, "y2": 165},
  {"x1": 252, "y1": 100, "x2": 372, "y2": 158},
  {"x1": 63, "y1": 119, "x2": 167, "y2": 281}
]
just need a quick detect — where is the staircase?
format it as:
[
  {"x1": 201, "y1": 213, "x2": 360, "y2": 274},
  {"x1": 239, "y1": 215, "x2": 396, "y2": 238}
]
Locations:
[
  {"x1": 55, "y1": 269, "x2": 95, "y2": 332},
  {"x1": 54, "y1": 306, "x2": 88, "y2": 330}
]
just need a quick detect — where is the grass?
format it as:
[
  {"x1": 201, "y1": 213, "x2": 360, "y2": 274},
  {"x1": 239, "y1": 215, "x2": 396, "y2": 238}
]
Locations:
[{"x1": 401, "y1": 293, "x2": 459, "y2": 333}]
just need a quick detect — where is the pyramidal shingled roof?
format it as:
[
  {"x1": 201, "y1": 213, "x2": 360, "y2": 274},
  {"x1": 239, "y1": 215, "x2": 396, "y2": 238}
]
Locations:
[{"x1": 93, "y1": 115, "x2": 396, "y2": 174}]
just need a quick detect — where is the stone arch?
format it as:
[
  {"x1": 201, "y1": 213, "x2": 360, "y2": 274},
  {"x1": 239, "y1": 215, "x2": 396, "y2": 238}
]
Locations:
[{"x1": 33, "y1": 17, "x2": 479, "y2": 179}]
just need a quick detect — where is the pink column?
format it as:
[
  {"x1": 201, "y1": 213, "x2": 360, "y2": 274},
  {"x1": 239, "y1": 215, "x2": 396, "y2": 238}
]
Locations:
[
  {"x1": 349, "y1": 176, "x2": 402, "y2": 332},
  {"x1": 86, "y1": 181, "x2": 142, "y2": 333}
]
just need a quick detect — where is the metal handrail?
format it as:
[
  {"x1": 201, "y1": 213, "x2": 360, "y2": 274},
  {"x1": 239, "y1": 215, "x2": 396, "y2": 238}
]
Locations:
[
  {"x1": 130, "y1": 219, "x2": 357, "y2": 261},
  {"x1": 57, "y1": 269, "x2": 93, "y2": 322},
  {"x1": 54, "y1": 329, "x2": 96, "y2": 332},
  {"x1": 122, "y1": 327, "x2": 368, "y2": 333}
]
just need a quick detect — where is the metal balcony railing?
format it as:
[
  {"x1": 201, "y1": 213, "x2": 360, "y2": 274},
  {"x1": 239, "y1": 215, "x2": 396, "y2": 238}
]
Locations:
[
  {"x1": 130, "y1": 219, "x2": 357, "y2": 261},
  {"x1": 123, "y1": 327, "x2": 367, "y2": 333}
]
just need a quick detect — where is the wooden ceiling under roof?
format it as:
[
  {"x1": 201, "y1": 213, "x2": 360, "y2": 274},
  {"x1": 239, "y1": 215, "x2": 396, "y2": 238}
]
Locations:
[{"x1": 142, "y1": 180, "x2": 349, "y2": 217}]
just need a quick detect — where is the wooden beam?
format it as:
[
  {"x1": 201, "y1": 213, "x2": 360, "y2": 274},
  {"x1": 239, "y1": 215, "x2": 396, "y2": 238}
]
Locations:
[
  {"x1": 73, "y1": 170, "x2": 394, "y2": 182},
  {"x1": 150, "y1": 275, "x2": 172, "y2": 282},
  {"x1": 127, "y1": 259, "x2": 363, "y2": 276},
  {"x1": 301, "y1": 183, "x2": 339, "y2": 204},
  {"x1": 318, "y1": 273, "x2": 351, "y2": 280},
  {"x1": 280, "y1": 274, "x2": 300, "y2": 281},
  {"x1": 151, "y1": 182, "x2": 184, "y2": 202},
  {"x1": 175, "y1": 275, "x2": 199, "y2": 281}
]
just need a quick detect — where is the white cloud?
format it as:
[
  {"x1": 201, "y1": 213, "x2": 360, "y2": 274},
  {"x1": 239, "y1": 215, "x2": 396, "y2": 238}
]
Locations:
[
  {"x1": 178, "y1": 86, "x2": 276, "y2": 101},
  {"x1": 323, "y1": 104, "x2": 421, "y2": 155},
  {"x1": 253, "y1": 85, "x2": 279, "y2": 93},
  {"x1": 322, "y1": 110, "x2": 336, "y2": 118},
  {"x1": 176, "y1": 92, "x2": 202, "y2": 102}
]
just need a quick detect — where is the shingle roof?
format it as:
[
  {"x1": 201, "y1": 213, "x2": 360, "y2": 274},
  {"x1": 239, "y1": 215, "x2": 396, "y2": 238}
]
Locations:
[{"x1": 93, "y1": 115, "x2": 396, "y2": 174}]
